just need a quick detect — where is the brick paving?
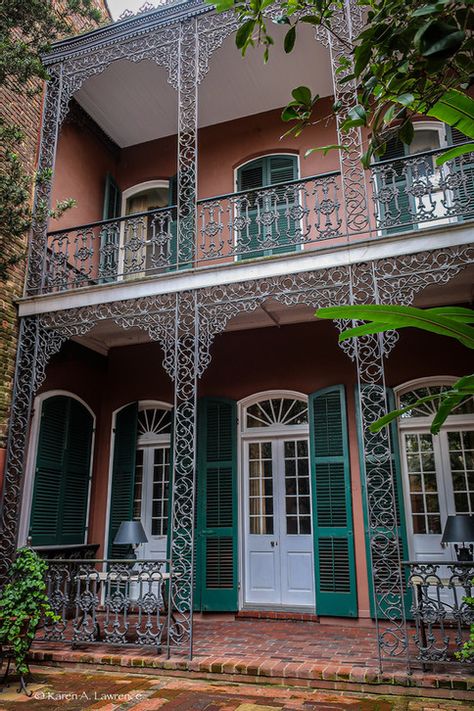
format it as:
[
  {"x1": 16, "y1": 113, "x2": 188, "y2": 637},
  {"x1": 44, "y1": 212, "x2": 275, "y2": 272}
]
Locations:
[
  {"x1": 0, "y1": 668, "x2": 473, "y2": 711},
  {"x1": 28, "y1": 617, "x2": 474, "y2": 698}
]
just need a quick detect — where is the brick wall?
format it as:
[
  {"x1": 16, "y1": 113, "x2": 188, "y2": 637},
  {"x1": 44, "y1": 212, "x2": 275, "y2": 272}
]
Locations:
[{"x1": 0, "y1": 0, "x2": 111, "y2": 492}]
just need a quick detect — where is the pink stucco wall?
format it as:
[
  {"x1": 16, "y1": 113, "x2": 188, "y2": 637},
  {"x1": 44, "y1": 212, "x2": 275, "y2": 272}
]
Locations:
[
  {"x1": 50, "y1": 98, "x2": 339, "y2": 229},
  {"x1": 34, "y1": 319, "x2": 473, "y2": 618}
]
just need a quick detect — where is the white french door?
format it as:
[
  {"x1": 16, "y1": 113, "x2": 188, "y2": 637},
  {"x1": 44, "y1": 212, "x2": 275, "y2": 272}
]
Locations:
[
  {"x1": 401, "y1": 426, "x2": 474, "y2": 561},
  {"x1": 134, "y1": 445, "x2": 170, "y2": 561},
  {"x1": 243, "y1": 437, "x2": 315, "y2": 609}
]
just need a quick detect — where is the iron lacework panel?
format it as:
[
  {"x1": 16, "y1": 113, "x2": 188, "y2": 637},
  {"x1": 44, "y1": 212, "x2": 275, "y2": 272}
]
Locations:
[
  {"x1": 1, "y1": 245, "x2": 474, "y2": 664},
  {"x1": 39, "y1": 152, "x2": 473, "y2": 295}
]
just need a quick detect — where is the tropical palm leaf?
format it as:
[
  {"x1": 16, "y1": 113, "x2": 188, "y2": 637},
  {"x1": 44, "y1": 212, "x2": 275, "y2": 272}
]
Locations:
[{"x1": 316, "y1": 304, "x2": 474, "y2": 348}]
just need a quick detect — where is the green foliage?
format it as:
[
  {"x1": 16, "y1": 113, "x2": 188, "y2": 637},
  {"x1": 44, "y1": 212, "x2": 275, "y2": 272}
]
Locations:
[
  {"x1": 315, "y1": 304, "x2": 474, "y2": 435},
  {"x1": 0, "y1": 0, "x2": 103, "y2": 280},
  {"x1": 212, "y1": 0, "x2": 473, "y2": 165},
  {"x1": 0, "y1": 548, "x2": 58, "y2": 675},
  {"x1": 0, "y1": 119, "x2": 31, "y2": 279},
  {"x1": 316, "y1": 304, "x2": 474, "y2": 349},
  {"x1": 457, "y1": 588, "x2": 474, "y2": 661}
]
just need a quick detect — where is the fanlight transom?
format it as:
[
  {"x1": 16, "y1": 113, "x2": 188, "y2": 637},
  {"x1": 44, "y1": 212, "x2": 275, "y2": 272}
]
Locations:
[{"x1": 245, "y1": 397, "x2": 308, "y2": 429}]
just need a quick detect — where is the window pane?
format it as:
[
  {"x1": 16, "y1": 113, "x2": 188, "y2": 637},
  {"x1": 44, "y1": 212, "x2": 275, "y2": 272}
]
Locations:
[
  {"x1": 412, "y1": 516, "x2": 426, "y2": 534},
  {"x1": 248, "y1": 441, "x2": 273, "y2": 535},
  {"x1": 448, "y1": 429, "x2": 474, "y2": 515},
  {"x1": 284, "y1": 438, "x2": 311, "y2": 535}
]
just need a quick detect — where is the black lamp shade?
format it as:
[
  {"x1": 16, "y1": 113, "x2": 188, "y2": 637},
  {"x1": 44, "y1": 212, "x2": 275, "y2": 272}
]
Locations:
[
  {"x1": 441, "y1": 515, "x2": 474, "y2": 545},
  {"x1": 113, "y1": 520, "x2": 148, "y2": 546}
]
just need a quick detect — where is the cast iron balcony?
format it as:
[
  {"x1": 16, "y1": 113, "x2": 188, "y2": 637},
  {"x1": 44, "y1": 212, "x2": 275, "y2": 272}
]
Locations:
[{"x1": 37, "y1": 146, "x2": 473, "y2": 296}]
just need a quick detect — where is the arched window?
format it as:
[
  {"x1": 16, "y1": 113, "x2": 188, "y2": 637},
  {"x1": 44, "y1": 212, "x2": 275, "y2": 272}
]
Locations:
[
  {"x1": 395, "y1": 378, "x2": 474, "y2": 560},
  {"x1": 244, "y1": 395, "x2": 308, "y2": 430},
  {"x1": 235, "y1": 154, "x2": 299, "y2": 259},
  {"x1": 29, "y1": 394, "x2": 94, "y2": 546}
]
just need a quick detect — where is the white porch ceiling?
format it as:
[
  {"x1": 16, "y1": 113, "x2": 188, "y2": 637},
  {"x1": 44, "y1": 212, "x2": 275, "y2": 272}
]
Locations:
[{"x1": 74, "y1": 24, "x2": 332, "y2": 147}]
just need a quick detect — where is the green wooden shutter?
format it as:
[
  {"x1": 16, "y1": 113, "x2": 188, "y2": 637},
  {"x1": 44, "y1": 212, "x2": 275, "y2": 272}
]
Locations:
[
  {"x1": 108, "y1": 403, "x2": 138, "y2": 559},
  {"x1": 267, "y1": 155, "x2": 299, "y2": 255},
  {"x1": 103, "y1": 173, "x2": 121, "y2": 220},
  {"x1": 376, "y1": 138, "x2": 413, "y2": 235},
  {"x1": 60, "y1": 398, "x2": 94, "y2": 544},
  {"x1": 237, "y1": 155, "x2": 298, "y2": 259},
  {"x1": 355, "y1": 386, "x2": 411, "y2": 619},
  {"x1": 196, "y1": 398, "x2": 238, "y2": 611},
  {"x1": 30, "y1": 396, "x2": 93, "y2": 546},
  {"x1": 237, "y1": 158, "x2": 265, "y2": 259},
  {"x1": 100, "y1": 173, "x2": 121, "y2": 282},
  {"x1": 309, "y1": 385, "x2": 357, "y2": 617}
]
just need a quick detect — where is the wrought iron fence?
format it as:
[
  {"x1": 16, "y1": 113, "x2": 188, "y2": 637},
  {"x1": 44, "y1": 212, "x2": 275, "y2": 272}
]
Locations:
[
  {"x1": 40, "y1": 146, "x2": 474, "y2": 295},
  {"x1": 36, "y1": 558, "x2": 178, "y2": 654},
  {"x1": 197, "y1": 171, "x2": 342, "y2": 262},
  {"x1": 370, "y1": 145, "x2": 474, "y2": 234},
  {"x1": 405, "y1": 560, "x2": 474, "y2": 665},
  {"x1": 44, "y1": 207, "x2": 177, "y2": 293}
]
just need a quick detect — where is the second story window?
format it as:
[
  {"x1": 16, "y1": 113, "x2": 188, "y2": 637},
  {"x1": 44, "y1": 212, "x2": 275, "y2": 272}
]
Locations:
[
  {"x1": 236, "y1": 154, "x2": 299, "y2": 259},
  {"x1": 373, "y1": 123, "x2": 473, "y2": 234}
]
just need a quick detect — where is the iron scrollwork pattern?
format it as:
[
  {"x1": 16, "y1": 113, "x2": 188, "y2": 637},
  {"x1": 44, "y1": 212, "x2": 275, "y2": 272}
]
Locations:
[
  {"x1": 38, "y1": 558, "x2": 170, "y2": 651},
  {"x1": 27, "y1": 66, "x2": 64, "y2": 296},
  {"x1": 350, "y1": 260, "x2": 409, "y2": 667},
  {"x1": 327, "y1": 0, "x2": 369, "y2": 234},
  {"x1": 407, "y1": 561, "x2": 474, "y2": 664},
  {"x1": 0, "y1": 318, "x2": 66, "y2": 577},
  {"x1": 176, "y1": 18, "x2": 199, "y2": 266},
  {"x1": 168, "y1": 292, "x2": 199, "y2": 656}
]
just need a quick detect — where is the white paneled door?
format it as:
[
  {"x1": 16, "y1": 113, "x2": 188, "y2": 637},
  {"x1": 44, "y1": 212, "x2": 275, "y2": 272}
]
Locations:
[
  {"x1": 134, "y1": 445, "x2": 170, "y2": 561},
  {"x1": 243, "y1": 438, "x2": 315, "y2": 608}
]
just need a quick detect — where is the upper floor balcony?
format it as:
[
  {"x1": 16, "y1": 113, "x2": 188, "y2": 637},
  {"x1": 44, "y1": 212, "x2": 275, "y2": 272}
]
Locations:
[{"x1": 23, "y1": 1, "x2": 474, "y2": 305}]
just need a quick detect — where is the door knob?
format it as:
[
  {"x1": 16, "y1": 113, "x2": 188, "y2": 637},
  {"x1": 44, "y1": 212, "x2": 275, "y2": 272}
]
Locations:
[{"x1": 270, "y1": 540, "x2": 278, "y2": 547}]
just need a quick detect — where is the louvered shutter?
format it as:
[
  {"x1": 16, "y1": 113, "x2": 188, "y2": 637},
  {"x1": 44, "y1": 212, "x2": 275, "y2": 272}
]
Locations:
[
  {"x1": 448, "y1": 127, "x2": 474, "y2": 221},
  {"x1": 267, "y1": 155, "x2": 298, "y2": 255},
  {"x1": 356, "y1": 387, "x2": 411, "y2": 619},
  {"x1": 237, "y1": 155, "x2": 298, "y2": 259},
  {"x1": 30, "y1": 396, "x2": 93, "y2": 546},
  {"x1": 30, "y1": 397, "x2": 69, "y2": 545},
  {"x1": 375, "y1": 139, "x2": 413, "y2": 234},
  {"x1": 108, "y1": 403, "x2": 138, "y2": 559},
  {"x1": 237, "y1": 159, "x2": 265, "y2": 259},
  {"x1": 196, "y1": 398, "x2": 237, "y2": 611},
  {"x1": 60, "y1": 398, "x2": 94, "y2": 544},
  {"x1": 100, "y1": 173, "x2": 121, "y2": 282},
  {"x1": 309, "y1": 385, "x2": 357, "y2": 617}
]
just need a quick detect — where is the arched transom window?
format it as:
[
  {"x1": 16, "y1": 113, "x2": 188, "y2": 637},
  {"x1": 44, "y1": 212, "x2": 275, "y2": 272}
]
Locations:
[
  {"x1": 137, "y1": 406, "x2": 172, "y2": 443},
  {"x1": 244, "y1": 396, "x2": 308, "y2": 431},
  {"x1": 399, "y1": 384, "x2": 474, "y2": 419}
]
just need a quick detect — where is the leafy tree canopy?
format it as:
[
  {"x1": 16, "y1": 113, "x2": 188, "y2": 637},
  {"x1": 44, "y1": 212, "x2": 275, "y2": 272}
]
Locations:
[
  {"x1": 0, "y1": 0, "x2": 104, "y2": 279},
  {"x1": 213, "y1": 0, "x2": 474, "y2": 166}
]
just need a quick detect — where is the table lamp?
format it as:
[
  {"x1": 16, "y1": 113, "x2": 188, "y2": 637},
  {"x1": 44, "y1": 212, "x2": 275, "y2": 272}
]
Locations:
[
  {"x1": 113, "y1": 520, "x2": 148, "y2": 559},
  {"x1": 441, "y1": 515, "x2": 474, "y2": 561}
]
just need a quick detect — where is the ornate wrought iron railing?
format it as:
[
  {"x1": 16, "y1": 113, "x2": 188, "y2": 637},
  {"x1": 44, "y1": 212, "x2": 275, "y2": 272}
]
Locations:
[
  {"x1": 370, "y1": 144, "x2": 474, "y2": 233},
  {"x1": 40, "y1": 146, "x2": 474, "y2": 295},
  {"x1": 35, "y1": 558, "x2": 179, "y2": 655},
  {"x1": 405, "y1": 560, "x2": 474, "y2": 665}
]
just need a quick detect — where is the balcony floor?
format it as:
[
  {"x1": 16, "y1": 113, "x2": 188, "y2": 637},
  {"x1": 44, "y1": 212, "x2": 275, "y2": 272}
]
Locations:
[{"x1": 29, "y1": 615, "x2": 473, "y2": 699}]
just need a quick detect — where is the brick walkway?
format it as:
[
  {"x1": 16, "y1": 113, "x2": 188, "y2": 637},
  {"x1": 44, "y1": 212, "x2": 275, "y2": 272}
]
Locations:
[
  {"x1": 0, "y1": 668, "x2": 473, "y2": 710},
  {"x1": 29, "y1": 617, "x2": 474, "y2": 699}
]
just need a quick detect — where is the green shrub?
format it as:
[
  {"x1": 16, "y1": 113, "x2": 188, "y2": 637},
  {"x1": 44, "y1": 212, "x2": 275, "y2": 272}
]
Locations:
[{"x1": 0, "y1": 548, "x2": 57, "y2": 674}]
